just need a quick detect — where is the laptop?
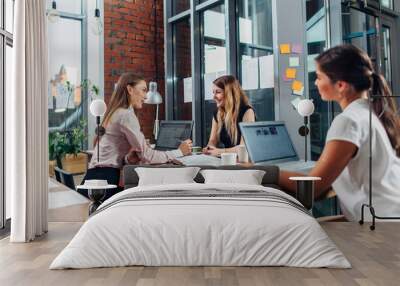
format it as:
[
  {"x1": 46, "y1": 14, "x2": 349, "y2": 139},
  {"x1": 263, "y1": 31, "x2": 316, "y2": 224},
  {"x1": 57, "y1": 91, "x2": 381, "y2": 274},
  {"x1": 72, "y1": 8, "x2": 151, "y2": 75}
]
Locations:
[
  {"x1": 239, "y1": 121, "x2": 315, "y2": 173},
  {"x1": 155, "y1": 120, "x2": 193, "y2": 151}
]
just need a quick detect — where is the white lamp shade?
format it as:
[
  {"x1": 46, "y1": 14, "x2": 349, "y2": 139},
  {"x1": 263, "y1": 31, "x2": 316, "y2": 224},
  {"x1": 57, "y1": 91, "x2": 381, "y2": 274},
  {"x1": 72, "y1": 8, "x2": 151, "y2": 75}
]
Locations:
[
  {"x1": 297, "y1": 99, "x2": 315, "y2": 117},
  {"x1": 145, "y1": 82, "x2": 163, "y2": 104},
  {"x1": 90, "y1": 99, "x2": 107, "y2": 117}
]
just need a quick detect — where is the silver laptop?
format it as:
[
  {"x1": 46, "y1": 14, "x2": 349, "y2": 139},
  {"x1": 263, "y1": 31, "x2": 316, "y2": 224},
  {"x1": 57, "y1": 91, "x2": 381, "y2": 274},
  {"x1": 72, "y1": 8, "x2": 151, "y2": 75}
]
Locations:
[
  {"x1": 239, "y1": 121, "x2": 315, "y2": 173},
  {"x1": 155, "y1": 120, "x2": 193, "y2": 151}
]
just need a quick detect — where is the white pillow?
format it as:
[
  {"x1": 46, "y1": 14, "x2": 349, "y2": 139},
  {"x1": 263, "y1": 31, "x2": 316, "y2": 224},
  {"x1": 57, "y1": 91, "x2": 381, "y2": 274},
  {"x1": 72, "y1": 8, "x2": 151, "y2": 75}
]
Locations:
[
  {"x1": 136, "y1": 167, "x2": 200, "y2": 186},
  {"x1": 200, "y1": 169, "x2": 266, "y2": 185}
]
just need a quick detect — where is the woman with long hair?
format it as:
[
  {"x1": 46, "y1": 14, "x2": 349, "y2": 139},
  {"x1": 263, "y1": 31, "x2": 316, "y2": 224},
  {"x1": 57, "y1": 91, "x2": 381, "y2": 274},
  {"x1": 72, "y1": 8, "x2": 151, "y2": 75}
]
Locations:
[
  {"x1": 79, "y1": 72, "x2": 192, "y2": 199},
  {"x1": 203, "y1": 75, "x2": 255, "y2": 156},
  {"x1": 279, "y1": 44, "x2": 400, "y2": 221}
]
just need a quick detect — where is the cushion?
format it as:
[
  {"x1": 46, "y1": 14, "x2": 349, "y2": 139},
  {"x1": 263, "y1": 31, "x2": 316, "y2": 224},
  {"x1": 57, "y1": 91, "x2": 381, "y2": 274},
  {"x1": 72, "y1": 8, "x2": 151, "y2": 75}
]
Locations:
[
  {"x1": 123, "y1": 165, "x2": 280, "y2": 190},
  {"x1": 135, "y1": 167, "x2": 201, "y2": 186},
  {"x1": 200, "y1": 169, "x2": 266, "y2": 185}
]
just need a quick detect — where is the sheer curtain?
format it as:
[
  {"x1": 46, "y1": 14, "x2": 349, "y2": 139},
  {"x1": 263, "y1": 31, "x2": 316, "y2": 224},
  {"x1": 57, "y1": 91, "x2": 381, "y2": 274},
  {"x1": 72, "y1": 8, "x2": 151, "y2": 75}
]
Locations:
[{"x1": 7, "y1": 0, "x2": 48, "y2": 242}]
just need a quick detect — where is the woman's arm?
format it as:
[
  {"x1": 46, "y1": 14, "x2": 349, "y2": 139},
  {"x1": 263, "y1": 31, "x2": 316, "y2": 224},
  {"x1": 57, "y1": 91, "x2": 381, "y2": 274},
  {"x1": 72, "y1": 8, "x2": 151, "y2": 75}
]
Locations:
[
  {"x1": 204, "y1": 109, "x2": 256, "y2": 155},
  {"x1": 279, "y1": 140, "x2": 358, "y2": 199},
  {"x1": 202, "y1": 118, "x2": 219, "y2": 153},
  {"x1": 119, "y1": 113, "x2": 184, "y2": 164}
]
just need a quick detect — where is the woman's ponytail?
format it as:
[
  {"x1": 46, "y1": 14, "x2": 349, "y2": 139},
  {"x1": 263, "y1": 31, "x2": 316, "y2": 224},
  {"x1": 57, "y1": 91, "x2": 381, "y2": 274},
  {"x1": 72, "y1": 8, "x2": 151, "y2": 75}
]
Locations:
[{"x1": 371, "y1": 72, "x2": 400, "y2": 157}]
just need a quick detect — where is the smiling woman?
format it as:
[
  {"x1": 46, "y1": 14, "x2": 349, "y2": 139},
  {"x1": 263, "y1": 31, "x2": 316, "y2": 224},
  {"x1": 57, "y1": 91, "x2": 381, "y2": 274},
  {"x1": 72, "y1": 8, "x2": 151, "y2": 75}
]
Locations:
[{"x1": 79, "y1": 72, "x2": 193, "y2": 200}]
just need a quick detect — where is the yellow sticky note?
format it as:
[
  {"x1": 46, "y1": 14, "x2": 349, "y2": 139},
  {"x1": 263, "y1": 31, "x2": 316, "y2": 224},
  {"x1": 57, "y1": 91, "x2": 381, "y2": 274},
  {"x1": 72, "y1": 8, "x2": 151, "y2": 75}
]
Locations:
[
  {"x1": 280, "y1": 44, "x2": 291, "y2": 54},
  {"x1": 292, "y1": 80, "x2": 303, "y2": 92},
  {"x1": 286, "y1": 68, "x2": 296, "y2": 79}
]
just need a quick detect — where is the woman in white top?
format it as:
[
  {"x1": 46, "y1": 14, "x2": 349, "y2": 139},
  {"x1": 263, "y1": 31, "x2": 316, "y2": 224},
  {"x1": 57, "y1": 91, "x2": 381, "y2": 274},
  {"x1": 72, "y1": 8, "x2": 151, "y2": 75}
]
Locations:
[
  {"x1": 279, "y1": 44, "x2": 400, "y2": 221},
  {"x1": 79, "y1": 72, "x2": 192, "y2": 199}
]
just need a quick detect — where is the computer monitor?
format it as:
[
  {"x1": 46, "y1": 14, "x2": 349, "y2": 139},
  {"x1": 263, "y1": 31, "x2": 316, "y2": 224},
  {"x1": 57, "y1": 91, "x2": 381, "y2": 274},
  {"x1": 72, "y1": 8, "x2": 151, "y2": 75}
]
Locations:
[
  {"x1": 155, "y1": 120, "x2": 193, "y2": 151},
  {"x1": 239, "y1": 121, "x2": 299, "y2": 164}
]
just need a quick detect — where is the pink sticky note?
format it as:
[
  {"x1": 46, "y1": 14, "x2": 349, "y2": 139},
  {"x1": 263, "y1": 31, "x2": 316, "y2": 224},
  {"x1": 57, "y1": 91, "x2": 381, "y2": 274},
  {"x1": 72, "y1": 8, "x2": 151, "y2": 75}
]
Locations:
[
  {"x1": 283, "y1": 74, "x2": 292, "y2": 82},
  {"x1": 292, "y1": 43, "x2": 303, "y2": 54}
]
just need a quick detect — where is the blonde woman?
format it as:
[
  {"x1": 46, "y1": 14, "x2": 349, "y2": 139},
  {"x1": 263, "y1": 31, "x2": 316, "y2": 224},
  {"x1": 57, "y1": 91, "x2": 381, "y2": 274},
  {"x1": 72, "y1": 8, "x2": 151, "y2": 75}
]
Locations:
[
  {"x1": 80, "y1": 72, "x2": 192, "y2": 199},
  {"x1": 203, "y1": 75, "x2": 255, "y2": 156}
]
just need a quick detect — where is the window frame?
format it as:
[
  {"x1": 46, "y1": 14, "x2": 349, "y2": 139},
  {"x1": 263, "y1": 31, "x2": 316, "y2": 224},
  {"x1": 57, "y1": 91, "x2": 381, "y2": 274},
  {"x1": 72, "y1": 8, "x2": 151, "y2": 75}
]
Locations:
[
  {"x1": 46, "y1": 1, "x2": 89, "y2": 149},
  {"x1": 0, "y1": 0, "x2": 14, "y2": 231}
]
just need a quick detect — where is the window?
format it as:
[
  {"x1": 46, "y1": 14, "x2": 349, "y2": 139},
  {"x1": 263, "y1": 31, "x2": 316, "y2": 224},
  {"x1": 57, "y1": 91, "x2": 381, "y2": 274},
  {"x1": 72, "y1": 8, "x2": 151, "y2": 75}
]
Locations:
[
  {"x1": 172, "y1": 0, "x2": 190, "y2": 15},
  {"x1": 382, "y1": 26, "x2": 392, "y2": 88},
  {"x1": 201, "y1": 4, "x2": 227, "y2": 145},
  {"x1": 381, "y1": 0, "x2": 394, "y2": 9},
  {"x1": 48, "y1": 17, "x2": 82, "y2": 128},
  {"x1": 172, "y1": 18, "x2": 192, "y2": 120},
  {"x1": 1, "y1": 0, "x2": 14, "y2": 229},
  {"x1": 237, "y1": 0, "x2": 274, "y2": 122},
  {"x1": 5, "y1": 0, "x2": 13, "y2": 33}
]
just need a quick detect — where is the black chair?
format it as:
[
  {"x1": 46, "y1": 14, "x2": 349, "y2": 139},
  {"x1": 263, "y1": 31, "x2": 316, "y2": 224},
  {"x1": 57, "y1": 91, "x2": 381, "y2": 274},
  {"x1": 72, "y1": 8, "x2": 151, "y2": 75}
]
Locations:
[{"x1": 54, "y1": 167, "x2": 76, "y2": 190}]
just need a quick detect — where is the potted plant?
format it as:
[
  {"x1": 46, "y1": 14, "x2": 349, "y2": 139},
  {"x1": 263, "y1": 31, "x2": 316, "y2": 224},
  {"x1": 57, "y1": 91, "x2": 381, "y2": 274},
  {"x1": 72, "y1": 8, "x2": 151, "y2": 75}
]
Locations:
[{"x1": 49, "y1": 120, "x2": 88, "y2": 175}]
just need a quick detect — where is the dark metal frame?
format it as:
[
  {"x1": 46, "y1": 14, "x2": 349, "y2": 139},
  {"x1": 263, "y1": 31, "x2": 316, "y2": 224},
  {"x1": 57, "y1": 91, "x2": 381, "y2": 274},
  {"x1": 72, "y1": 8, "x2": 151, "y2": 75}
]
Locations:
[{"x1": 165, "y1": 0, "x2": 241, "y2": 146}]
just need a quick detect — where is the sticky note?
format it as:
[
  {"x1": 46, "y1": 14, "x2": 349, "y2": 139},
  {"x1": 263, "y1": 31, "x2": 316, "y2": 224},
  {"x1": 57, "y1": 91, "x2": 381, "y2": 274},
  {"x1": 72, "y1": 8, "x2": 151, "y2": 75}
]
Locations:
[
  {"x1": 293, "y1": 86, "x2": 305, "y2": 96},
  {"x1": 289, "y1": 56, "x2": 300, "y2": 67},
  {"x1": 280, "y1": 44, "x2": 291, "y2": 54},
  {"x1": 285, "y1": 68, "x2": 296, "y2": 79},
  {"x1": 283, "y1": 73, "x2": 292, "y2": 82},
  {"x1": 292, "y1": 43, "x2": 303, "y2": 54},
  {"x1": 292, "y1": 80, "x2": 303, "y2": 92}
]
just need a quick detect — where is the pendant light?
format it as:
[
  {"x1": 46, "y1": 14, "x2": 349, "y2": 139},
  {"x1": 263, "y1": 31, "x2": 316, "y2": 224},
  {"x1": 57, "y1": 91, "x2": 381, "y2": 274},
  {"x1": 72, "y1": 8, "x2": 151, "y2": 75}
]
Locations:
[
  {"x1": 91, "y1": 0, "x2": 103, "y2": 36},
  {"x1": 47, "y1": 0, "x2": 60, "y2": 23}
]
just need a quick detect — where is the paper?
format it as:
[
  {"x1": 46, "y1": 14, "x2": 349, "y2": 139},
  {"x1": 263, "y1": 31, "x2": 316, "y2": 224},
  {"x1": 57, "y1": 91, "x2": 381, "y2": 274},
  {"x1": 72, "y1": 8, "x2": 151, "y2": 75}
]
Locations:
[
  {"x1": 204, "y1": 72, "x2": 217, "y2": 101},
  {"x1": 239, "y1": 17, "x2": 252, "y2": 44},
  {"x1": 291, "y1": 97, "x2": 303, "y2": 109},
  {"x1": 285, "y1": 68, "x2": 297, "y2": 79},
  {"x1": 293, "y1": 86, "x2": 305, "y2": 96},
  {"x1": 183, "y1": 77, "x2": 192, "y2": 103},
  {"x1": 259, "y1": 55, "x2": 274, "y2": 89},
  {"x1": 289, "y1": 56, "x2": 300, "y2": 67},
  {"x1": 241, "y1": 57, "x2": 259, "y2": 90},
  {"x1": 280, "y1": 44, "x2": 291, "y2": 54},
  {"x1": 292, "y1": 43, "x2": 303, "y2": 54},
  {"x1": 292, "y1": 80, "x2": 303, "y2": 92}
]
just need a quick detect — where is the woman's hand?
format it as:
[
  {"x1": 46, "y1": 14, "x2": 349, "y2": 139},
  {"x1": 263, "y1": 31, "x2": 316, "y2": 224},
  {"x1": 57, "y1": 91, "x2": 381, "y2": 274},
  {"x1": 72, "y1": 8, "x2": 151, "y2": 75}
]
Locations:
[
  {"x1": 203, "y1": 145, "x2": 222, "y2": 157},
  {"x1": 179, "y1": 139, "x2": 192, "y2": 156}
]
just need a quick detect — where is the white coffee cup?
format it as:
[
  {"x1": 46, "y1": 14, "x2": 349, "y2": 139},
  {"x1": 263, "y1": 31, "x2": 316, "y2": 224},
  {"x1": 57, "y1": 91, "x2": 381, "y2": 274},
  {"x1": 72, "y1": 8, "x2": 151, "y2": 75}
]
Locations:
[
  {"x1": 221, "y1": 153, "x2": 237, "y2": 165},
  {"x1": 237, "y1": 145, "x2": 249, "y2": 163}
]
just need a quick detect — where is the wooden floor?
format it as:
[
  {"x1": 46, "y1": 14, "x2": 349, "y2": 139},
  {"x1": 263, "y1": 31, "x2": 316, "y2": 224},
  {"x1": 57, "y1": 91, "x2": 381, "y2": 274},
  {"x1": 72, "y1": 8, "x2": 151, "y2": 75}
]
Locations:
[{"x1": 1, "y1": 222, "x2": 399, "y2": 286}]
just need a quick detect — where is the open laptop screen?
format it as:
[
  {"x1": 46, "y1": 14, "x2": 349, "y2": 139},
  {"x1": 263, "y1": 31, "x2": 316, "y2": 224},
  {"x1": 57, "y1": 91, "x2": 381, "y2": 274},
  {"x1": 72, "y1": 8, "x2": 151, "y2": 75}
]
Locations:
[
  {"x1": 155, "y1": 121, "x2": 193, "y2": 151},
  {"x1": 239, "y1": 121, "x2": 298, "y2": 164}
]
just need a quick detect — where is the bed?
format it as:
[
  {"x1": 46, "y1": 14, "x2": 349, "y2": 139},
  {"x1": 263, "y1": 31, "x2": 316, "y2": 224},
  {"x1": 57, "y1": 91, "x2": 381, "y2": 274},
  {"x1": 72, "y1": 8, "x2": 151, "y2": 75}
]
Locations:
[{"x1": 50, "y1": 165, "x2": 350, "y2": 269}]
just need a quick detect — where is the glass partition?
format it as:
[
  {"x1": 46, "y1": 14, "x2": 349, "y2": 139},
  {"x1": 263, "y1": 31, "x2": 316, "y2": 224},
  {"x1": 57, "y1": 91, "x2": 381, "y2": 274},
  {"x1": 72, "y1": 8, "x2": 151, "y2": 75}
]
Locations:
[
  {"x1": 201, "y1": 4, "x2": 227, "y2": 145},
  {"x1": 237, "y1": 0, "x2": 274, "y2": 122},
  {"x1": 381, "y1": 0, "x2": 394, "y2": 9},
  {"x1": 306, "y1": 0, "x2": 331, "y2": 160},
  {"x1": 172, "y1": 0, "x2": 190, "y2": 15},
  {"x1": 382, "y1": 25, "x2": 392, "y2": 88},
  {"x1": 173, "y1": 18, "x2": 192, "y2": 120}
]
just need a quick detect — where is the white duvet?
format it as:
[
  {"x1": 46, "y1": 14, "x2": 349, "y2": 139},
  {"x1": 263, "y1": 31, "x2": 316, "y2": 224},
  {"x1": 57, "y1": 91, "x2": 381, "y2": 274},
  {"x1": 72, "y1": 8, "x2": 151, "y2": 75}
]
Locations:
[{"x1": 50, "y1": 183, "x2": 350, "y2": 269}]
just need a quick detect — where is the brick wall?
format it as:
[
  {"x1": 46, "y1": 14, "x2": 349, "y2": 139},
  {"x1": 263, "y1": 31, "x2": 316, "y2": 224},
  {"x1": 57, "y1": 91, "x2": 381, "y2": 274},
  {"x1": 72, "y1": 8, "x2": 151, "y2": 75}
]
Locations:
[{"x1": 104, "y1": 0, "x2": 165, "y2": 140}]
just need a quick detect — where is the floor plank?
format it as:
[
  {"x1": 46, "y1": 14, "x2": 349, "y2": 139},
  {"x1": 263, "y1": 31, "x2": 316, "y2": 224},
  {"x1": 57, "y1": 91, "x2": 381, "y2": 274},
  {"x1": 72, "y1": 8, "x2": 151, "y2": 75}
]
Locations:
[{"x1": 0, "y1": 222, "x2": 399, "y2": 286}]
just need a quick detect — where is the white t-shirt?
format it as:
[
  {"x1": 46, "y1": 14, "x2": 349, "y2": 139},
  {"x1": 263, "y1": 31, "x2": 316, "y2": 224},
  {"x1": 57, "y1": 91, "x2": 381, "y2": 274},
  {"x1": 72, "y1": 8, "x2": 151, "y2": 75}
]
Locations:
[{"x1": 326, "y1": 98, "x2": 400, "y2": 221}]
